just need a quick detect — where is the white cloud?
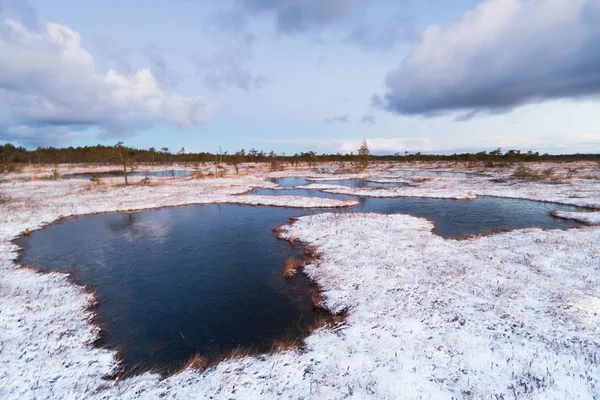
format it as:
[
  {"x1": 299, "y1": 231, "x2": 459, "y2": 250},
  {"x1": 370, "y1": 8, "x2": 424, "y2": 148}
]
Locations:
[
  {"x1": 264, "y1": 132, "x2": 600, "y2": 154},
  {"x1": 343, "y1": 134, "x2": 600, "y2": 154},
  {"x1": 377, "y1": 0, "x2": 600, "y2": 117},
  {"x1": 0, "y1": 18, "x2": 216, "y2": 145}
]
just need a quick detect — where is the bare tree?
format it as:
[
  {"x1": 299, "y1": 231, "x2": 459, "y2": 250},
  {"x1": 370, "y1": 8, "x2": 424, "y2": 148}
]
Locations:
[
  {"x1": 149, "y1": 147, "x2": 156, "y2": 164},
  {"x1": 214, "y1": 147, "x2": 225, "y2": 177},
  {"x1": 114, "y1": 142, "x2": 130, "y2": 186}
]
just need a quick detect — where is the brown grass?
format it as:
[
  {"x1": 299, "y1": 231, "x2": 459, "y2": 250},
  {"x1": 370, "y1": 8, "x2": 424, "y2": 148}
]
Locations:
[
  {"x1": 176, "y1": 346, "x2": 256, "y2": 375},
  {"x1": 283, "y1": 257, "x2": 298, "y2": 278},
  {"x1": 310, "y1": 289, "x2": 324, "y2": 309},
  {"x1": 33, "y1": 169, "x2": 62, "y2": 181},
  {"x1": 224, "y1": 346, "x2": 253, "y2": 360},
  {"x1": 181, "y1": 354, "x2": 209, "y2": 371},
  {"x1": 308, "y1": 312, "x2": 347, "y2": 335},
  {"x1": 268, "y1": 335, "x2": 301, "y2": 353},
  {"x1": 299, "y1": 245, "x2": 320, "y2": 264},
  {"x1": 411, "y1": 177, "x2": 431, "y2": 183}
]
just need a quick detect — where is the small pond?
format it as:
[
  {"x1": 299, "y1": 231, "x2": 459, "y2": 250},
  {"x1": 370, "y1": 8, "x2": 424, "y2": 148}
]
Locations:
[
  {"x1": 270, "y1": 177, "x2": 409, "y2": 189},
  {"x1": 64, "y1": 170, "x2": 193, "y2": 179},
  {"x1": 257, "y1": 183, "x2": 581, "y2": 238},
  {"x1": 19, "y1": 205, "x2": 329, "y2": 375},
  {"x1": 19, "y1": 177, "x2": 584, "y2": 376}
]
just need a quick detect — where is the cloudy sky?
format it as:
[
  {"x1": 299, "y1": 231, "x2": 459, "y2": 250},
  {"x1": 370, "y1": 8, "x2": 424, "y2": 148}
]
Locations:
[{"x1": 0, "y1": 0, "x2": 599, "y2": 154}]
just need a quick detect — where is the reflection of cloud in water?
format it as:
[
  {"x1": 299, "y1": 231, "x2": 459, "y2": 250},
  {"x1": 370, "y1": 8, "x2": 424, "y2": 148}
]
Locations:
[
  {"x1": 106, "y1": 213, "x2": 174, "y2": 244},
  {"x1": 107, "y1": 214, "x2": 139, "y2": 234}
]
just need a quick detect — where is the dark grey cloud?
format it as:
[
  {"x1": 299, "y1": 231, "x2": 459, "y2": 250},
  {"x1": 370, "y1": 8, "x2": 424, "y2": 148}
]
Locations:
[
  {"x1": 344, "y1": 14, "x2": 416, "y2": 52},
  {"x1": 360, "y1": 114, "x2": 375, "y2": 125},
  {"x1": 216, "y1": 0, "x2": 414, "y2": 54},
  {"x1": 193, "y1": 45, "x2": 267, "y2": 92},
  {"x1": 146, "y1": 45, "x2": 179, "y2": 88},
  {"x1": 324, "y1": 114, "x2": 351, "y2": 124},
  {"x1": 238, "y1": 0, "x2": 354, "y2": 34},
  {"x1": 0, "y1": 0, "x2": 39, "y2": 30},
  {"x1": 95, "y1": 36, "x2": 132, "y2": 74},
  {"x1": 210, "y1": 7, "x2": 258, "y2": 49},
  {"x1": 0, "y1": 124, "x2": 86, "y2": 147},
  {"x1": 376, "y1": 0, "x2": 600, "y2": 117}
]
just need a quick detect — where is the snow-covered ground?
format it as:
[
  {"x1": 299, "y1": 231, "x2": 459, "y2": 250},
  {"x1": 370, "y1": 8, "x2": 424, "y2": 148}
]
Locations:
[
  {"x1": 0, "y1": 177, "x2": 356, "y2": 239},
  {"x1": 0, "y1": 165, "x2": 599, "y2": 399},
  {"x1": 553, "y1": 211, "x2": 600, "y2": 225},
  {"x1": 297, "y1": 176, "x2": 600, "y2": 208}
]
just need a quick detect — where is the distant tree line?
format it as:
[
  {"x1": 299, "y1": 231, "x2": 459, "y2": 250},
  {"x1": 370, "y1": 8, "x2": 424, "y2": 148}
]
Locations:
[{"x1": 1, "y1": 143, "x2": 599, "y2": 169}]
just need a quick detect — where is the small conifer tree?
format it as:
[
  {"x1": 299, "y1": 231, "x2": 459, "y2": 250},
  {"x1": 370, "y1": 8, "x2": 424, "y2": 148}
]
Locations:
[{"x1": 357, "y1": 139, "x2": 370, "y2": 170}]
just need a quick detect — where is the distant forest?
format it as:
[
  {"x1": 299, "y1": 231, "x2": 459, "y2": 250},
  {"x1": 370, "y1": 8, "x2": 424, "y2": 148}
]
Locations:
[{"x1": 1, "y1": 143, "x2": 599, "y2": 167}]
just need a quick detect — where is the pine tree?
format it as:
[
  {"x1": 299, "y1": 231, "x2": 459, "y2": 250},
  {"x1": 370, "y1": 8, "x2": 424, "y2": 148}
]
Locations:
[{"x1": 357, "y1": 139, "x2": 370, "y2": 170}]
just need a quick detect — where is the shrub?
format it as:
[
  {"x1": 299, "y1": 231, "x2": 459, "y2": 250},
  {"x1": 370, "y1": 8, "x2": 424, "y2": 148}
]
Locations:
[
  {"x1": 0, "y1": 163, "x2": 23, "y2": 174},
  {"x1": 270, "y1": 158, "x2": 281, "y2": 171},
  {"x1": 40, "y1": 168, "x2": 61, "y2": 180},
  {"x1": 89, "y1": 174, "x2": 101, "y2": 185},
  {"x1": 565, "y1": 168, "x2": 578, "y2": 179},
  {"x1": 215, "y1": 165, "x2": 226, "y2": 178},
  {"x1": 511, "y1": 165, "x2": 543, "y2": 181},
  {"x1": 191, "y1": 171, "x2": 204, "y2": 179},
  {"x1": 511, "y1": 165, "x2": 564, "y2": 183},
  {"x1": 539, "y1": 167, "x2": 555, "y2": 179},
  {"x1": 484, "y1": 160, "x2": 506, "y2": 168}
]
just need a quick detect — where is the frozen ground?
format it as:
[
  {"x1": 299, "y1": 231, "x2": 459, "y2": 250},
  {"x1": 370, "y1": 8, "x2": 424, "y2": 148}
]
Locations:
[
  {"x1": 296, "y1": 175, "x2": 600, "y2": 207},
  {"x1": 0, "y1": 165, "x2": 599, "y2": 399},
  {"x1": 554, "y1": 211, "x2": 600, "y2": 225}
]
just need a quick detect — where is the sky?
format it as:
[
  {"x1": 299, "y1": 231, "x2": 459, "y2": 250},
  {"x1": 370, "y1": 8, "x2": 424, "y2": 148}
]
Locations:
[{"x1": 0, "y1": 0, "x2": 599, "y2": 155}]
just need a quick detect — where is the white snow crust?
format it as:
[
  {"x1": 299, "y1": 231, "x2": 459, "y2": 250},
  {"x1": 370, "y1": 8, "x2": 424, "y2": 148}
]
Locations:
[{"x1": 0, "y1": 167, "x2": 599, "y2": 399}]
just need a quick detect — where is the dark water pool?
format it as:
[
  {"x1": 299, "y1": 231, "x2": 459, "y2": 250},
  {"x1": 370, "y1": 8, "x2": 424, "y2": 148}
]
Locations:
[
  {"x1": 255, "y1": 188, "x2": 581, "y2": 237},
  {"x1": 270, "y1": 177, "x2": 408, "y2": 189},
  {"x1": 269, "y1": 177, "x2": 309, "y2": 187},
  {"x1": 19, "y1": 205, "x2": 328, "y2": 375},
  {"x1": 319, "y1": 179, "x2": 410, "y2": 188},
  {"x1": 64, "y1": 170, "x2": 192, "y2": 179},
  {"x1": 256, "y1": 188, "x2": 355, "y2": 201},
  {"x1": 19, "y1": 178, "x2": 583, "y2": 376}
]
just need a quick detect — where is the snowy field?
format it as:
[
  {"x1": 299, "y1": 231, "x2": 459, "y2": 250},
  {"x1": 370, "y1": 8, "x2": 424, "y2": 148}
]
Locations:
[{"x1": 0, "y1": 162, "x2": 599, "y2": 399}]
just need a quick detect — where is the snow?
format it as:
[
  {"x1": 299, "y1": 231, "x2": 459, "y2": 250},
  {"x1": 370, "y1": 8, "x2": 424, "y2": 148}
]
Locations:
[
  {"x1": 299, "y1": 183, "x2": 478, "y2": 200},
  {"x1": 553, "y1": 211, "x2": 600, "y2": 225},
  {"x1": 0, "y1": 177, "x2": 355, "y2": 238},
  {"x1": 296, "y1": 176, "x2": 600, "y2": 207},
  {"x1": 1, "y1": 166, "x2": 599, "y2": 399}
]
